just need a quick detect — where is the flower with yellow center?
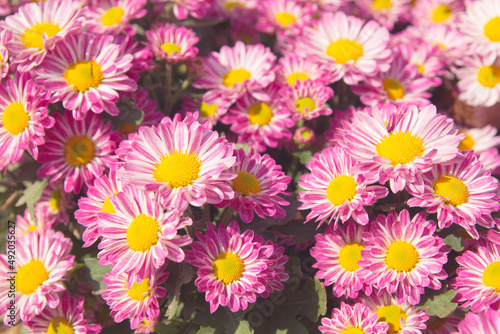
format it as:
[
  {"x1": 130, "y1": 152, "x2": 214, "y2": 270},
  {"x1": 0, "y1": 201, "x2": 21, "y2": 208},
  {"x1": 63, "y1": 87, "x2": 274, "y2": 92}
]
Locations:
[
  {"x1": 161, "y1": 43, "x2": 181, "y2": 55},
  {"x1": 431, "y1": 5, "x2": 452, "y2": 23},
  {"x1": 16, "y1": 259, "x2": 50, "y2": 295},
  {"x1": 339, "y1": 242, "x2": 365, "y2": 272},
  {"x1": 484, "y1": 17, "x2": 500, "y2": 42},
  {"x1": 199, "y1": 101, "x2": 218, "y2": 118},
  {"x1": 319, "y1": 302, "x2": 389, "y2": 334},
  {"x1": 383, "y1": 78, "x2": 405, "y2": 100},
  {"x1": 327, "y1": 39, "x2": 364, "y2": 64},
  {"x1": 232, "y1": 171, "x2": 261, "y2": 196},
  {"x1": 126, "y1": 214, "x2": 161, "y2": 252},
  {"x1": 376, "y1": 305, "x2": 406, "y2": 333},
  {"x1": 212, "y1": 252, "x2": 245, "y2": 284},
  {"x1": 433, "y1": 175, "x2": 469, "y2": 207},
  {"x1": 326, "y1": 175, "x2": 358, "y2": 206},
  {"x1": 477, "y1": 65, "x2": 500, "y2": 88},
  {"x1": 275, "y1": 12, "x2": 296, "y2": 27},
  {"x1": 223, "y1": 69, "x2": 251, "y2": 87},
  {"x1": 47, "y1": 318, "x2": 74, "y2": 334},
  {"x1": 21, "y1": 22, "x2": 61, "y2": 50},
  {"x1": 248, "y1": 102, "x2": 273, "y2": 126},
  {"x1": 102, "y1": 7, "x2": 124, "y2": 27},
  {"x1": 126, "y1": 278, "x2": 151, "y2": 300},
  {"x1": 153, "y1": 150, "x2": 202, "y2": 188},
  {"x1": 458, "y1": 132, "x2": 475, "y2": 151},
  {"x1": 376, "y1": 131, "x2": 425, "y2": 166},
  {"x1": 287, "y1": 72, "x2": 309, "y2": 86},
  {"x1": 64, "y1": 60, "x2": 103, "y2": 93},
  {"x1": 64, "y1": 136, "x2": 95, "y2": 166},
  {"x1": 373, "y1": 0, "x2": 392, "y2": 9},
  {"x1": 2, "y1": 102, "x2": 30, "y2": 135},
  {"x1": 295, "y1": 97, "x2": 316, "y2": 115},
  {"x1": 385, "y1": 241, "x2": 419, "y2": 272}
]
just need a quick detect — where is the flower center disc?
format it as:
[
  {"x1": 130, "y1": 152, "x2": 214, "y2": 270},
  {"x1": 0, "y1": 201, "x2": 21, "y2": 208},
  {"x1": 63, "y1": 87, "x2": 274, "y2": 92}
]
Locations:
[
  {"x1": 102, "y1": 7, "x2": 124, "y2": 26},
  {"x1": 126, "y1": 214, "x2": 161, "y2": 252},
  {"x1": 275, "y1": 12, "x2": 296, "y2": 26},
  {"x1": 47, "y1": 317, "x2": 74, "y2": 334},
  {"x1": 21, "y1": 22, "x2": 61, "y2": 49},
  {"x1": 339, "y1": 242, "x2": 364, "y2": 271},
  {"x1": 433, "y1": 175, "x2": 468, "y2": 207},
  {"x1": 482, "y1": 261, "x2": 500, "y2": 291},
  {"x1": 341, "y1": 327, "x2": 365, "y2": 334},
  {"x1": 458, "y1": 132, "x2": 475, "y2": 151},
  {"x1": 248, "y1": 102, "x2": 273, "y2": 126},
  {"x1": 385, "y1": 241, "x2": 419, "y2": 272},
  {"x1": 50, "y1": 189, "x2": 62, "y2": 211},
  {"x1": 478, "y1": 65, "x2": 500, "y2": 88},
  {"x1": 376, "y1": 305, "x2": 406, "y2": 333},
  {"x1": 326, "y1": 39, "x2": 364, "y2": 64},
  {"x1": 161, "y1": 43, "x2": 181, "y2": 55},
  {"x1": 213, "y1": 252, "x2": 244, "y2": 284},
  {"x1": 296, "y1": 97, "x2": 316, "y2": 115},
  {"x1": 16, "y1": 259, "x2": 49, "y2": 294},
  {"x1": 153, "y1": 151, "x2": 201, "y2": 188},
  {"x1": 232, "y1": 171, "x2": 261, "y2": 196},
  {"x1": 127, "y1": 278, "x2": 151, "y2": 300},
  {"x1": 101, "y1": 193, "x2": 117, "y2": 213},
  {"x1": 287, "y1": 72, "x2": 309, "y2": 86},
  {"x1": 373, "y1": 0, "x2": 392, "y2": 9},
  {"x1": 432, "y1": 5, "x2": 451, "y2": 23},
  {"x1": 223, "y1": 69, "x2": 251, "y2": 87},
  {"x1": 376, "y1": 131, "x2": 425, "y2": 166},
  {"x1": 484, "y1": 16, "x2": 500, "y2": 42},
  {"x1": 64, "y1": 60, "x2": 103, "y2": 93},
  {"x1": 3, "y1": 102, "x2": 30, "y2": 135},
  {"x1": 326, "y1": 175, "x2": 358, "y2": 206},
  {"x1": 200, "y1": 101, "x2": 218, "y2": 118},
  {"x1": 64, "y1": 136, "x2": 95, "y2": 166},
  {"x1": 383, "y1": 79, "x2": 405, "y2": 100}
]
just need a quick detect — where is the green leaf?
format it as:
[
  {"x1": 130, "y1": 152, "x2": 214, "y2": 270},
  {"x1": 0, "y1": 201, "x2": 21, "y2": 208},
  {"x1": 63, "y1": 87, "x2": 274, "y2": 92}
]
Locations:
[
  {"x1": 443, "y1": 233, "x2": 464, "y2": 252},
  {"x1": 235, "y1": 321, "x2": 254, "y2": 334},
  {"x1": 83, "y1": 257, "x2": 112, "y2": 295},
  {"x1": 196, "y1": 326, "x2": 216, "y2": 334},
  {"x1": 15, "y1": 178, "x2": 48, "y2": 220},
  {"x1": 418, "y1": 289, "x2": 457, "y2": 318},
  {"x1": 292, "y1": 151, "x2": 312, "y2": 165},
  {"x1": 195, "y1": 308, "x2": 248, "y2": 334}
]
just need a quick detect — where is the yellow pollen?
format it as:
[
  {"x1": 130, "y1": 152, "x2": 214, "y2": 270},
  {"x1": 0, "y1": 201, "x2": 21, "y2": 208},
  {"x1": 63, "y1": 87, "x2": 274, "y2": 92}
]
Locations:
[
  {"x1": 102, "y1": 193, "x2": 117, "y2": 213},
  {"x1": 287, "y1": 72, "x2": 309, "y2": 86},
  {"x1": 126, "y1": 278, "x2": 151, "y2": 301},
  {"x1": 383, "y1": 78, "x2": 405, "y2": 100},
  {"x1": 458, "y1": 132, "x2": 475, "y2": 151},
  {"x1": 385, "y1": 241, "x2": 419, "y2": 272},
  {"x1": 478, "y1": 65, "x2": 500, "y2": 88},
  {"x1": 426, "y1": 317, "x2": 446, "y2": 330},
  {"x1": 248, "y1": 102, "x2": 273, "y2": 126},
  {"x1": 296, "y1": 97, "x2": 316, "y2": 115},
  {"x1": 47, "y1": 317, "x2": 74, "y2": 334},
  {"x1": 416, "y1": 63, "x2": 425, "y2": 74},
  {"x1": 224, "y1": 1, "x2": 243, "y2": 10},
  {"x1": 102, "y1": 7, "x2": 124, "y2": 27},
  {"x1": 301, "y1": 130, "x2": 312, "y2": 138},
  {"x1": 223, "y1": 69, "x2": 251, "y2": 87},
  {"x1": 326, "y1": 175, "x2": 358, "y2": 206},
  {"x1": 153, "y1": 150, "x2": 201, "y2": 188},
  {"x1": 119, "y1": 122, "x2": 137, "y2": 135},
  {"x1": 50, "y1": 189, "x2": 62, "y2": 211},
  {"x1": 21, "y1": 22, "x2": 61, "y2": 50},
  {"x1": 376, "y1": 131, "x2": 425, "y2": 166},
  {"x1": 338, "y1": 242, "x2": 364, "y2": 272},
  {"x1": 433, "y1": 175, "x2": 468, "y2": 207},
  {"x1": 64, "y1": 136, "x2": 95, "y2": 166},
  {"x1": 161, "y1": 43, "x2": 181, "y2": 55},
  {"x1": 26, "y1": 225, "x2": 38, "y2": 233},
  {"x1": 483, "y1": 262, "x2": 500, "y2": 291},
  {"x1": 2, "y1": 102, "x2": 30, "y2": 135},
  {"x1": 373, "y1": 0, "x2": 392, "y2": 9},
  {"x1": 431, "y1": 5, "x2": 451, "y2": 23},
  {"x1": 126, "y1": 214, "x2": 160, "y2": 252},
  {"x1": 484, "y1": 17, "x2": 500, "y2": 42},
  {"x1": 64, "y1": 60, "x2": 103, "y2": 93},
  {"x1": 275, "y1": 12, "x2": 296, "y2": 26},
  {"x1": 376, "y1": 305, "x2": 406, "y2": 333},
  {"x1": 342, "y1": 328, "x2": 365, "y2": 334},
  {"x1": 16, "y1": 259, "x2": 49, "y2": 295},
  {"x1": 213, "y1": 252, "x2": 244, "y2": 284},
  {"x1": 232, "y1": 171, "x2": 261, "y2": 196},
  {"x1": 199, "y1": 101, "x2": 218, "y2": 118},
  {"x1": 326, "y1": 39, "x2": 364, "y2": 64}
]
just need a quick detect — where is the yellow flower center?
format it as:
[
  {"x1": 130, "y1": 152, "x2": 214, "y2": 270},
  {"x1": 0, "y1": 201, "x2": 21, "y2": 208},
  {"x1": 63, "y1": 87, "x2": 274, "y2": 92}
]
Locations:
[
  {"x1": 426, "y1": 317, "x2": 446, "y2": 330},
  {"x1": 477, "y1": 65, "x2": 500, "y2": 88},
  {"x1": 50, "y1": 189, "x2": 62, "y2": 211},
  {"x1": 342, "y1": 328, "x2": 365, "y2": 334},
  {"x1": 224, "y1": 1, "x2": 243, "y2": 10},
  {"x1": 416, "y1": 63, "x2": 425, "y2": 74},
  {"x1": 161, "y1": 43, "x2": 181, "y2": 55},
  {"x1": 16, "y1": 259, "x2": 49, "y2": 295},
  {"x1": 223, "y1": 69, "x2": 251, "y2": 87},
  {"x1": 383, "y1": 78, "x2": 405, "y2": 100},
  {"x1": 326, "y1": 39, "x2": 364, "y2": 64},
  {"x1": 339, "y1": 242, "x2": 364, "y2": 272},
  {"x1": 431, "y1": 5, "x2": 451, "y2": 23},
  {"x1": 376, "y1": 131, "x2": 425, "y2": 166},
  {"x1": 26, "y1": 225, "x2": 38, "y2": 233},
  {"x1": 484, "y1": 17, "x2": 500, "y2": 42},
  {"x1": 119, "y1": 122, "x2": 137, "y2": 135},
  {"x1": 458, "y1": 132, "x2": 475, "y2": 151},
  {"x1": 102, "y1": 193, "x2": 117, "y2": 213},
  {"x1": 326, "y1": 175, "x2": 358, "y2": 206},
  {"x1": 2, "y1": 102, "x2": 30, "y2": 135},
  {"x1": 248, "y1": 102, "x2": 273, "y2": 126},
  {"x1": 433, "y1": 175, "x2": 468, "y2": 207},
  {"x1": 482, "y1": 261, "x2": 500, "y2": 292},
  {"x1": 102, "y1": 7, "x2": 124, "y2": 27},
  {"x1": 64, "y1": 136, "x2": 95, "y2": 166},
  {"x1": 385, "y1": 241, "x2": 419, "y2": 272},
  {"x1": 295, "y1": 97, "x2": 316, "y2": 115},
  {"x1": 287, "y1": 72, "x2": 309, "y2": 86},
  {"x1": 373, "y1": 0, "x2": 392, "y2": 9},
  {"x1": 376, "y1": 305, "x2": 406, "y2": 333},
  {"x1": 199, "y1": 101, "x2": 218, "y2": 118},
  {"x1": 153, "y1": 150, "x2": 201, "y2": 188},
  {"x1": 232, "y1": 171, "x2": 261, "y2": 196},
  {"x1": 21, "y1": 22, "x2": 61, "y2": 50},
  {"x1": 47, "y1": 317, "x2": 74, "y2": 334},
  {"x1": 126, "y1": 278, "x2": 151, "y2": 300},
  {"x1": 213, "y1": 252, "x2": 244, "y2": 284},
  {"x1": 275, "y1": 12, "x2": 296, "y2": 26},
  {"x1": 64, "y1": 60, "x2": 103, "y2": 93},
  {"x1": 126, "y1": 214, "x2": 160, "y2": 252}
]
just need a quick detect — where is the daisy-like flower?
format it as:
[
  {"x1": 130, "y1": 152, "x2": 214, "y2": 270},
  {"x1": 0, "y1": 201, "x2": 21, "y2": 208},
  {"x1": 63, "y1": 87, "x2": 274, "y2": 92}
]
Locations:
[
  {"x1": 0, "y1": 28, "x2": 12, "y2": 80},
  {"x1": 145, "y1": 23, "x2": 199, "y2": 64},
  {"x1": 221, "y1": 84, "x2": 295, "y2": 152},
  {"x1": 211, "y1": 0, "x2": 258, "y2": 19},
  {"x1": 452, "y1": 309, "x2": 500, "y2": 334},
  {"x1": 118, "y1": 116, "x2": 235, "y2": 211},
  {"x1": 280, "y1": 80, "x2": 333, "y2": 121},
  {"x1": 275, "y1": 55, "x2": 329, "y2": 87},
  {"x1": 181, "y1": 95, "x2": 230, "y2": 129},
  {"x1": 168, "y1": 0, "x2": 214, "y2": 20},
  {"x1": 358, "y1": 210, "x2": 449, "y2": 305},
  {"x1": 295, "y1": 11, "x2": 392, "y2": 85},
  {"x1": 460, "y1": 0, "x2": 500, "y2": 55},
  {"x1": 36, "y1": 110, "x2": 120, "y2": 194},
  {"x1": 319, "y1": 302, "x2": 389, "y2": 334},
  {"x1": 397, "y1": 43, "x2": 445, "y2": 86},
  {"x1": 102, "y1": 268, "x2": 168, "y2": 330},
  {"x1": 311, "y1": 221, "x2": 373, "y2": 299},
  {"x1": 186, "y1": 221, "x2": 288, "y2": 313},
  {"x1": 215, "y1": 148, "x2": 291, "y2": 223},
  {"x1": 34, "y1": 181, "x2": 74, "y2": 226},
  {"x1": 477, "y1": 148, "x2": 500, "y2": 175},
  {"x1": 294, "y1": 126, "x2": 315, "y2": 147},
  {"x1": 24, "y1": 292, "x2": 101, "y2": 334},
  {"x1": 0, "y1": 72, "x2": 53, "y2": 171},
  {"x1": 0, "y1": 230, "x2": 74, "y2": 325},
  {"x1": 1, "y1": 0, "x2": 84, "y2": 71},
  {"x1": 456, "y1": 125, "x2": 500, "y2": 153},
  {"x1": 83, "y1": 0, "x2": 147, "y2": 35},
  {"x1": 15, "y1": 207, "x2": 54, "y2": 238},
  {"x1": 254, "y1": 0, "x2": 313, "y2": 35},
  {"x1": 411, "y1": 0, "x2": 463, "y2": 27},
  {"x1": 451, "y1": 238, "x2": 500, "y2": 312},
  {"x1": 299, "y1": 0, "x2": 347, "y2": 12},
  {"x1": 355, "y1": 0, "x2": 412, "y2": 30},
  {"x1": 97, "y1": 186, "x2": 192, "y2": 283},
  {"x1": 344, "y1": 104, "x2": 462, "y2": 193},
  {"x1": 192, "y1": 41, "x2": 276, "y2": 105},
  {"x1": 298, "y1": 146, "x2": 389, "y2": 228},
  {"x1": 35, "y1": 33, "x2": 137, "y2": 120}
]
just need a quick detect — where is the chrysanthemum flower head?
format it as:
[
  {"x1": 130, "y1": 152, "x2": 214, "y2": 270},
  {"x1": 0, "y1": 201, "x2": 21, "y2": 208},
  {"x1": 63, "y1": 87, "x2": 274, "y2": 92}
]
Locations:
[
  {"x1": 145, "y1": 22, "x2": 199, "y2": 64},
  {"x1": 411, "y1": 0, "x2": 463, "y2": 27},
  {"x1": 452, "y1": 309, "x2": 500, "y2": 334},
  {"x1": 319, "y1": 302, "x2": 389, "y2": 334},
  {"x1": 0, "y1": 28, "x2": 12, "y2": 80},
  {"x1": 35, "y1": 181, "x2": 74, "y2": 226},
  {"x1": 460, "y1": 0, "x2": 500, "y2": 55},
  {"x1": 456, "y1": 125, "x2": 500, "y2": 153},
  {"x1": 181, "y1": 95, "x2": 230, "y2": 129},
  {"x1": 275, "y1": 55, "x2": 329, "y2": 87},
  {"x1": 15, "y1": 207, "x2": 55, "y2": 238},
  {"x1": 355, "y1": 0, "x2": 412, "y2": 30},
  {"x1": 168, "y1": 0, "x2": 214, "y2": 20},
  {"x1": 280, "y1": 79, "x2": 333, "y2": 121},
  {"x1": 396, "y1": 43, "x2": 446, "y2": 86},
  {"x1": 254, "y1": 0, "x2": 313, "y2": 35},
  {"x1": 83, "y1": 0, "x2": 147, "y2": 35}
]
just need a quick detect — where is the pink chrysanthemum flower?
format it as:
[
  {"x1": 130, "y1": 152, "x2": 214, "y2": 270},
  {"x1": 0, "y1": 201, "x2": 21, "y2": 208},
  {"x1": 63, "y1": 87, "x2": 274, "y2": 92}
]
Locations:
[
  {"x1": 456, "y1": 125, "x2": 500, "y2": 153},
  {"x1": 192, "y1": 41, "x2": 276, "y2": 105},
  {"x1": 181, "y1": 95, "x2": 230, "y2": 129},
  {"x1": 423, "y1": 315, "x2": 460, "y2": 334},
  {"x1": 397, "y1": 43, "x2": 445, "y2": 86},
  {"x1": 35, "y1": 181, "x2": 74, "y2": 226},
  {"x1": 1, "y1": 0, "x2": 84, "y2": 71},
  {"x1": 280, "y1": 80, "x2": 333, "y2": 121},
  {"x1": 489, "y1": 229, "x2": 500, "y2": 246},
  {"x1": 0, "y1": 72, "x2": 53, "y2": 171},
  {"x1": 294, "y1": 126, "x2": 316, "y2": 147},
  {"x1": 295, "y1": 11, "x2": 392, "y2": 85},
  {"x1": 97, "y1": 186, "x2": 192, "y2": 283},
  {"x1": 83, "y1": 0, "x2": 147, "y2": 35},
  {"x1": 459, "y1": 0, "x2": 500, "y2": 56},
  {"x1": 411, "y1": 0, "x2": 463, "y2": 27},
  {"x1": 35, "y1": 33, "x2": 137, "y2": 120},
  {"x1": 298, "y1": 146, "x2": 389, "y2": 228},
  {"x1": 113, "y1": 33, "x2": 154, "y2": 81},
  {"x1": 298, "y1": 0, "x2": 347, "y2": 12},
  {"x1": 477, "y1": 148, "x2": 500, "y2": 175},
  {"x1": 0, "y1": 230, "x2": 74, "y2": 325},
  {"x1": 37, "y1": 110, "x2": 120, "y2": 194},
  {"x1": 358, "y1": 210, "x2": 449, "y2": 305},
  {"x1": 168, "y1": 0, "x2": 214, "y2": 20},
  {"x1": 215, "y1": 148, "x2": 291, "y2": 223},
  {"x1": 254, "y1": 0, "x2": 313, "y2": 35},
  {"x1": 221, "y1": 84, "x2": 295, "y2": 152},
  {"x1": 311, "y1": 221, "x2": 373, "y2": 299},
  {"x1": 211, "y1": 0, "x2": 257, "y2": 19},
  {"x1": 102, "y1": 268, "x2": 168, "y2": 330},
  {"x1": 275, "y1": 55, "x2": 329, "y2": 87},
  {"x1": 451, "y1": 238, "x2": 500, "y2": 312},
  {"x1": 0, "y1": 29, "x2": 12, "y2": 80},
  {"x1": 24, "y1": 292, "x2": 101, "y2": 334},
  {"x1": 452, "y1": 309, "x2": 500, "y2": 334},
  {"x1": 118, "y1": 116, "x2": 235, "y2": 211},
  {"x1": 75, "y1": 169, "x2": 123, "y2": 247},
  {"x1": 355, "y1": 0, "x2": 412, "y2": 30},
  {"x1": 15, "y1": 207, "x2": 54, "y2": 238},
  {"x1": 186, "y1": 221, "x2": 288, "y2": 313},
  {"x1": 344, "y1": 104, "x2": 461, "y2": 193},
  {"x1": 145, "y1": 23, "x2": 199, "y2": 64},
  {"x1": 319, "y1": 302, "x2": 389, "y2": 334}
]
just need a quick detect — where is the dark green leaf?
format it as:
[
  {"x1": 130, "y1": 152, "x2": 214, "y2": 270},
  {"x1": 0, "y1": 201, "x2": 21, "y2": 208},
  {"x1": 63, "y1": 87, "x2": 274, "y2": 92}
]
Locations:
[
  {"x1": 292, "y1": 151, "x2": 312, "y2": 165},
  {"x1": 15, "y1": 178, "x2": 48, "y2": 220},
  {"x1": 418, "y1": 289, "x2": 457, "y2": 318},
  {"x1": 443, "y1": 233, "x2": 464, "y2": 252},
  {"x1": 83, "y1": 257, "x2": 112, "y2": 295}
]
